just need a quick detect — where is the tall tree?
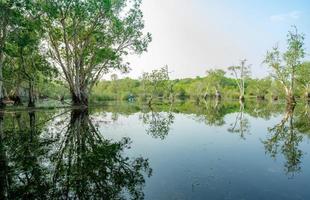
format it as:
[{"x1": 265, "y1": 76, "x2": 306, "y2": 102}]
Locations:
[
  {"x1": 0, "y1": 0, "x2": 17, "y2": 107},
  {"x1": 228, "y1": 59, "x2": 251, "y2": 102},
  {"x1": 42, "y1": 0, "x2": 151, "y2": 106},
  {"x1": 264, "y1": 27, "x2": 305, "y2": 105},
  {"x1": 5, "y1": 1, "x2": 56, "y2": 107}
]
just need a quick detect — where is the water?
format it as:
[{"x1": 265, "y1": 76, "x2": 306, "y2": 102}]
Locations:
[{"x1": 0, "y1": 100, "x2": 310, "y2": 199}]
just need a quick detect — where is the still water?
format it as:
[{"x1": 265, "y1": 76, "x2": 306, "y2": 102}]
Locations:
[{"x1": 0, "y1": 100, "x2": 310, "y2": 199}]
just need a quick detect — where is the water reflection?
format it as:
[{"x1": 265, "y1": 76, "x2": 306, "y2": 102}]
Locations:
[
  {"x1": 0, "y1": 101, "x2": 310, "y2": 199},
  {"x1": 228, "y1": 102, "x2": 250, "y2": 139},
  {"x1": 0, "y1": 111, "x2": 53, "y2": 199},
  {"x1": 263, "y1": 104, "x2": 310, "y2": 177},
  {"x1": 196, "y1": 99, "x2": 226, "y2": 126},
  {"x1": 140, "y1": 105, "x2": 175, "y2": 140},
  {"x1": 0, "y1": 109, "x2": 152, "y2": 199}
]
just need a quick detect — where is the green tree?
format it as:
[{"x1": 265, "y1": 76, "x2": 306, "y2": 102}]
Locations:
[
  {"x1": 264, "y1": 27, "x2": 305, "y2": 105},
  {"x1": 204, "y1": 69, "x2": 226, "y2": 98},
  {"x1": 43, "y1": 0, "x2": 151, "y2": 106},
  {"x1": 228, "y1": 59, "x2": 251, "y2": 102},
  {"x1": 246, "y1": 77, "x2": 272, "y2": 100},
  {"x1": 0, "y1": 0, "x2": 20, "y2": 107},
  {"x1": 296, "y1": 62, "x2": 310, "y2": 99},
  {"x1": 141, "y1": 66, "x2": 169, "y2": 106},
  {"x1": 5, "y1": 4, "x2": 56, "y2": 107}
]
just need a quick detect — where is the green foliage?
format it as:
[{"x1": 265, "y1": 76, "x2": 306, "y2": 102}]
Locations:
[
  {"x1": 90, "y1": 63, "x2": 310, "y2": 103},
  {"x1": 264, "y1": 26, "x2": 305, "y2": 103},
  {"x1": 141, "y1": 66, "x2": 169, "y2": 103},
  {"x1": 41, "y1": 0, "x2": 151, "y2": 105},
  {"x1": 296, "y1": 62, "x2": 310, "y2": 97}
]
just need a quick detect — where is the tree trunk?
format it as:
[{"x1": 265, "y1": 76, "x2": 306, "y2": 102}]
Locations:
[
  {"x1": 148, "y1": 96, "x2": 153, "y2": 107},
  {"x1": 28, "y1": 80, "x2": 35, "y2": 107},
  {"x1": 286, "y1": 89, "x2": 296, "y2": 105},
  {"x1": 0, "y1": 53, "x2": 5, "y2": 108},
  {"x1": 215, "y1": 89, "x2": 221, "y2": 100},
  {"x1": 71, "y1": 87, "x2": 88, "y2": 107},
  {"x1": 239, "y1": 95, "x2": 245, "y2": 102}
]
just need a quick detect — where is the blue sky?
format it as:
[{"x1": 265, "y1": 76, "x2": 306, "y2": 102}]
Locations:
[{"x1": 121, "y1": 0, "x2": 310, "y2": 79}]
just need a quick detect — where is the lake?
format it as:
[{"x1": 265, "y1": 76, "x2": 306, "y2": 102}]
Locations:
[{"x1": 0, "y1": 100, "x2": 310, "y2": 200}]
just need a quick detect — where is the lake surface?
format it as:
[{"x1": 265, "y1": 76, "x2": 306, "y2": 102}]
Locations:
[{"x1": 0, "y1": 100, "x2": 310, "y2": 200}]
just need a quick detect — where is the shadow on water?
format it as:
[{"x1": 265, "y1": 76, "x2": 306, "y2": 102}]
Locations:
[{"x1": 0, "y1": 109, "x2": 152, "y2": 199}]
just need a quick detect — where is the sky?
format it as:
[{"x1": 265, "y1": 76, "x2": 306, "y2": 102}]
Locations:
[{"x1": 112, "y1": 0, "x2": 310, "y2": 80}]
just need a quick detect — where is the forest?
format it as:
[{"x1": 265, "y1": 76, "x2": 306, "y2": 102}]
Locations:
[{"x1": 1, "y1": 0, "x2": 309, "y2": 109}]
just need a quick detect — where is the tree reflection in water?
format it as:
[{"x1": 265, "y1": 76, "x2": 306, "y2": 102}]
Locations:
[
  {"x1": 194, "y1": 99, "x2": 226, "y2": 126},
  {"x1": 140, "y1": 105, "x2": 174, "y2": 140},
  {"x1": 0, "y1": 109, "x2": 152, "y2": 199},
  {"x1": 228, "y1": 102, "x2": 250, "y2": 139},
  {"x1": 263, "y1": 104, "x2": 310, "y2": 177}
]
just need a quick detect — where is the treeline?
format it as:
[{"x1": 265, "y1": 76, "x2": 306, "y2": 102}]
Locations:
[
  {"x1": 93, "y1": 27, "x2": 309, "y2": 106},
  {"x1": 92, "y1": 61, "x2": 310, "y2": 103}
]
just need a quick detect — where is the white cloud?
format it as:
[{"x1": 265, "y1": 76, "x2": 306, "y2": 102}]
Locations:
[{"x1": 270, "y1": 10, "x2": 302, "y2": 22}]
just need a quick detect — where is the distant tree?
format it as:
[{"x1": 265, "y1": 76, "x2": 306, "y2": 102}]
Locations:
[
  {"x1": 205, "y1": 69, "x2": 226, "y2": 99},
  {"x1": 228, "y1": 59, "x2": 251, "y2": 102},
  {"x1": 110, "y1": 73, "x2": 119, "y2": 97},
  {"x1": 264, "y1": 27, "x2": 305, "y2": 105},
  {"x1": 247, "y1": 77, "x2": 272, "y2": 100},
  {"x1": 141, "y1": 66, "x2": 169, "y2": 106}
]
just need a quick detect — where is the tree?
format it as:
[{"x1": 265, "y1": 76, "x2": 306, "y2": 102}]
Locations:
[
  {"x1": 141, "y1": 66, "x2": 169, "y2": 106},
  {"x1": 0, "y1": 0, "x2": 19, "y2": 107},
  {"x1": 110, "y1": 73, "x2": 119, "y2": 98},
  {"x1": 42, "y1": 0, "x2": 151, "y2": 106},
  {"x1": 228, "y1": 59, "x2": 251, "y2": 102},
  {"x1": 264, "y1": 27, "x2": 305, "y2": 105},
  {"x1": 296, "y1": 62, "x2": 310, "y2": 99},
  {"x1": 204, "y1": 69, "x2": 226, "y2": 99},
  {"x1": 246, "y1": 77, "x2": 272, "y2": 100},
  {"x1": 4, "y1": 2, "x2": 57, "y2": 107}
]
